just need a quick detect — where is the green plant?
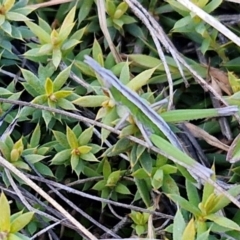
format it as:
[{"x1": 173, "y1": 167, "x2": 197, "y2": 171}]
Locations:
[
  {"x1": 24, "y1": 6, "x2": 84, "y2": 68},
  {"x1": 0, "y1": 124, "x2": 53, "y2": 177},
  {"x1": 129, "y1": 211, "x2": 150, "y2": 236},
  {"x1": 20, "y1": 62, "x2": 77, "y2": 126},
  {"x1": 52, "y1": 125, "x2": 101, "y2": 176},
  {"x1": 92, "y1": 158, "x2": 131, "y2": 208},
  {"x1": 0, "y1": 0, "x2": 32, "y2": 37},
  {"x1": 165, "y1": 170, "x2": 240, "y2": 239},
  {"x1": 105, "y1": 0, "x2": 136, "y2": 34},
  {"x1": 0, "y1": 192, "x2": 34, "y2": 240}
]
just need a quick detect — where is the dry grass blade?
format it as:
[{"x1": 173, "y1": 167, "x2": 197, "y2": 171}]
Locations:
[
  {"x1": 28, "y1": 0, "x2": 72, "y2": 9},
  {"x1": 96, "y1": 0, "x2": 122, "y2": 63},
  {"x1": 185, "y1": 122, "x2": 230, "y2": 151},
  {"x1": 125, "y1": 0, "x2": 175, "y2": 109},
  {"x1": 224, "y1": 0, "x2": 240, "y2": 3},
  {"x1": 209, "y1": 67, "x2": 233, "y2": 96}
]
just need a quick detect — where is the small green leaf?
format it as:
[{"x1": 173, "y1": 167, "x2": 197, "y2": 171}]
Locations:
[
  {"x1": 127, "y1": 67, "x2": 157, "y2": 91},
  {"x1": 42, "y1": 109, "x2": 53, "y2": 127},
  {"x1": 0, "y1": 141, "x2": 11, "y2": 160},
  {"x1": 119, "y1": 61, "x2": 130, "y2": 85},
  {"x1": 167, "y1": 194, "x2": 201, "y2": 216},
  {"x1": 31, "y1": 95, "x2": 48, "y2": 106},
  {"x1": 161, "y1": 164, "x2": 177, "y2": 174},
  {"x1": 62, "y1": 39, "x2": 80, "y2": 51},
  {"x1": 206, "y1": 214, "x2": 240, "y2": 231},
  {"x1": 7, "y1": 233, "x2": 24, "y2": 240},
  {"x1": 45, "y1": 78, "x2": 53, "y2": 95},
  {"x1": 6, "y1": 12, "x2": 29, "y2": 21},
  {"x1": 73, "y1": 159, "x2": 84, "y2": 176},
  {"x1": 38, "y1": 17, "x2": 52, "y2": 34},
  {"x1": 4, "y1": 0, "x2": 15, "y2": 12},
  {"x1": 228, "y1": 71, "x2": 240, "y2": 93},
  {"x1": 30, "y1": 124, "x2": 41, "y2": 147},
  {"x1": 23, "y1": 154, "x2": 47, "y2": 164},
  {"x1": 196, "y1": 230, "x2": 210, "y2": 240},
  {"x1": 71, "y1": 154, "x2": 79, "y2": 171},
  {"x1": 0, "y1": 192, "x2": 11, "y2": 232},
  {"x1": 100, "y1": 187, "x2": 110, "y2": 209},
  {"x1": 0, "y1": 87, "x2": 12, "y2": 95},
  {"x1": 38, "y1": 43, "x2": 52, "y2": 54},
  {"x1": 73, "y1": 95, "x2": 109, "y2": 107},
  {"x1": 21, "y1": 68, "x2": 43, "y2": 95},
  {"x1": 132, "y1": 168, "x2": 149, "y2": 179},
  {"x1": 202, "y1": 166, "x2": 215, "y2": 205},
  {"x1": 53, "y1": 65, "x2": 71, "y2": 91},
  {"x1": 106, "y1": 0, "x2": 116, "y2": 17},
  {"x1": 182, "y1": 218, "x2": 196, "y2": 240},
  {"x1": 173, "y1": 16, "x2": 192, "y2": 32},
  {"x1": 200, "y1": 38, "x2": 211, "y2": 55},
  {"x1": 204, "y1": 0, "x2": 222, "y2": 13},
  {"x1": 0, "y1": 15, "x2": 5, "y2": 26},
  {"x1": 134, "y1": 178, "x2": 151, "y2": 207},
  {"x1": 186, "y1": 179, "x2": 200, "y2": 207},
  {"x1": 209, "y1": 185, "x2": 240, "y2": 213},
  {"x1": 151, "y1": 168, "x2": 164, "y2": 189},
  {"x1": 34, "y1": 162, "x2": 54, "y2": 177},
  {"x1": 2, "y1": 20, "x2": 12, "y2": 35},
  {"x1": 128, "y1": 54, "x2": 177, "y2": 71},
  {"x1": 92, "y1": 179, "x2": 106, "y2": 191},
  {"x1": 101, "y1": 107, "x2": 118, "y2": 142},
  {"x1": 51, "y1": 149, "x2": 71, "y2": 165},
  {"x1": 66, "y1": 126, "x2": 78, "y2": 149},
  {"x1": 139, "y1": 151, "x2": 153, "y2": 176},
  {"x1": 135, "y1": 225, "x2": 145, "y2": 236},
  {"x1": 70, "y1": 26, "x2": 86, "y2": 40},
  {"x1": 78, "y1": 145, "x2": 92, "y2": 154},
  {"x1": 10, "y1": 212, "x2": 34, "y2": 233},
  {"x1": 12, "y1": 161, "x2": 31, "y2": 170},
  {"x1": 106, "y1": 170, "x2": 121, "y2": 187},
  {"x1": 25, "y1": 21, "x2": 50, "y2": 43},
  {"x1": 92, "y1": 38, "x2": 104, "y2": 66},
  {"x1": 114, "y1": 2, "x2": 128, "y2": 19},
  {"x1": 115, "y1": 183, "x2": 131, "y2": 195},
  {"x1": 78, "y1": 0, "x2": 94, "y2": 24},
  {"x1": 103, "y1": 158, "x2": 111, "y2": 179},
  {"x1": 173, "y1": 208, "x2": 186, "y2": 240},
  {"x1": 52, "y1": 48, "x2": 62, "y2": 68},
  {"x1": 103, "y1": 138, "x2": 132, "y2": 157},
  {"x1": 54, "y1": 90, "x2": 72, "y2": 99},
  {"x1": 57, "y1": 98, "x2": 77, "y2": 110},
  {"x1": 53, "y1": 131, "x2": 69, "y2": 148},
  {"x1": 59, "y1": 6, "x2": 76, "y2": 41},
  {"x1": 79, "y1": 127, "x2": 93, "y2": 145},
  {"x1": 80, "y1": 152, "x2": 99, "y2": 162}
]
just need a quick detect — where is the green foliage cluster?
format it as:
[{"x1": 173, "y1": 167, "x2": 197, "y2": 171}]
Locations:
[{"x1": 0, "y1": 0, "x2": 240, "y2": 239}]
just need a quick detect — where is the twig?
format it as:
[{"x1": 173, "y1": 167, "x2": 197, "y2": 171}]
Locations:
[{"x1": 96, "y1": 0, "x2": 122, "y2": 63}]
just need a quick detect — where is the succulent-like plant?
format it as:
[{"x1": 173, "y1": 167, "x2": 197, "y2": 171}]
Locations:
[
  {"x1": 24, "y1": 6, "x2": 85, "y2": 68},
  {"x1": 0, "y1": 192, "x2": 34, "y2": 240}
]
